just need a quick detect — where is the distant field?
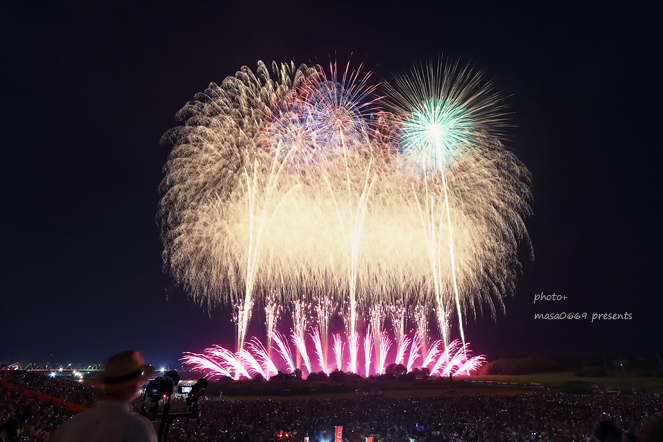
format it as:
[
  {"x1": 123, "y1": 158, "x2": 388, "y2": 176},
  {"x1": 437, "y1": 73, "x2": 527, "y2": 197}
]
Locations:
[
  {"x1": 470, "y1": 371, "x2": 663, "y2": 394},
  {"x1": 208, "y1": 371, "x2": 662, "y2": 401}
]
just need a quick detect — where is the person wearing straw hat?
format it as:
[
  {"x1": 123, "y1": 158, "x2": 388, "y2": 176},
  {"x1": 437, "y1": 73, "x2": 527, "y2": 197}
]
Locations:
[{"x1": 52, "y1": 351, "x2": 158, "y2": 442}]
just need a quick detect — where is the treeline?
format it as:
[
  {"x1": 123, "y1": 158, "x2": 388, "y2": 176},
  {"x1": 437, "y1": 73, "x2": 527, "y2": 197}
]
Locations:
[{"x1": 204, "y1": 369, "x2": 455, "y2": 397}]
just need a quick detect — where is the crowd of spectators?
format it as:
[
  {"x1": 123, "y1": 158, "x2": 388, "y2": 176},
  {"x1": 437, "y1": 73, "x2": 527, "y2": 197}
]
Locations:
[
  {"x1": 163, "y1": 392, "x2": 662, "y2": 442},
  {"x1": 1, "y1": 370, "x2": 662, "y2": 441},
  {"x1": 1, "y1": 371, "x2": 99, "y2": 408},
  {"x1": 0, "y1": 383, "x2": 76, "y2": 441}
]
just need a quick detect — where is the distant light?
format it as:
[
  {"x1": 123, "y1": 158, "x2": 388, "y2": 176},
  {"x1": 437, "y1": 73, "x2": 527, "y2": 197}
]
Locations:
[
  {"x1": 160, "y1": 367, "x2": 165, "y2": 373},
  {"x1": 49, "y1": 372, "x2": 56, "y2": 378}
]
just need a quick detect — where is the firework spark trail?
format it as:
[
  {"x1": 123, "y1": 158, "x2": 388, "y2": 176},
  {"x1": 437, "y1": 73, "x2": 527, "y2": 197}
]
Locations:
[
  {"x1": 389, "y1": 301, "x2": 407, "y2": 345},
  {"x1": 430, "y1": 339, "x2": 461, "y2": 376},
  {"x1": 327, "y1": 156, "x2": 376, "y2": 375},
  {"x1": 456, "y1": 354, "x2": 486, "y2": 374},
  {"x1": 377, "y1": 332, "x2": 392, "y2": 375},
  {"x1": 394, "y1": 336, "x2": 410, "y2": 366},
  {"x1": 233, "y1": 300, "x2": 253, "y2": 352},
  {"x1": 271, "y1": 330, "x2": 296, "y2": 373},
  {"x1": 239, "y1": 348, "x2": 266, "y2": 379},
  {"x1": 207, "y1": 346, "x2": 250, "y2": 380},
  {"x1": 291, "y1": 330, "x2": 312, "y2": 374},
  {"x1": 421, "y1": 339, "x2": 442, "y2": 369},
  {"x1": 363, "y1": 326, "x2": 373, "y2": 377},
  {"x1": 314, "y1": 295, "x2": 333, "y2": 366},
  {"x1": 412, "y1": 187, "x2": 450, "y2": 347},
  {"x1": 413, "y1": 304, "x2": 429, "y2": 354},
  {"x1": 311, "y1": 327, "x2": 327, "y2": 373},
  {"x1": 347, "y1": 331, "x2": 359, "y2": 373},
  {"x1": 291, "y1": 300, "x2": 309, "y2": 334},
  {"x1": 369, "y1": 304, "x2": 387, "y2": 367},
  {"x1": 239, "y1": 149, "x2": 304, "y2": 351},
  {"x1": 181, "y1": 352, "x2": 232, "y2": 378},
  {"x1": 333, "y1": 333, "x2": 344, "y2": 371},
  {"x1": 247, "y1": 338, "x2": 278, "y2": 378},
  {"x1": 265, "y1": 291, "x2": 281, "y2": 357},
  {"x1": 406, "y1": 332, "x2": 422, "y2": 372},
  {"x1": 436, "y1": 307, "x2": 451, "y2": 347},
  {"x1": 291, "y1": 300, "x2": 309, "y2": 368},
  {"x1": 440, "y1": 344, "x2": 468, "y2": 377}
]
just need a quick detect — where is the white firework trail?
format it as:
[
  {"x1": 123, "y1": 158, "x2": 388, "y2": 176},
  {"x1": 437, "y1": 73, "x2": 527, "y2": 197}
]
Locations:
[
  {"x1": 389, "y1": 301, "x2": 407, "y2": 346},
  {"x1": 333, "y1": 333, "x2": 344, "y2": 371},
  {"x1": 413, "y1": 304, "x2": 429, "y2": 354},
  {"x1": 265, "y1": 291, "x2": 282, "y2": 356},
  {"x1": 363, "y1": 326, "x2": 374, "y2": 377},
  {"x1": 347, "y1": 331, "x2": 359, "y2": 374}
]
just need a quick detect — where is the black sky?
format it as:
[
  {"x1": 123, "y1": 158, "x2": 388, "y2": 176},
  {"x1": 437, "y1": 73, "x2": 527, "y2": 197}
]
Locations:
[{"x1": 1, "y1": 0, "x2": 661, "y2": 368}]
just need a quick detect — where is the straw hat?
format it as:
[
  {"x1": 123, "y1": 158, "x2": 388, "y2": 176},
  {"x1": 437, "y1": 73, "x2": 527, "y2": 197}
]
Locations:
[{"x1": 93, "y1": 351, "x2": 155, "y2": 392}]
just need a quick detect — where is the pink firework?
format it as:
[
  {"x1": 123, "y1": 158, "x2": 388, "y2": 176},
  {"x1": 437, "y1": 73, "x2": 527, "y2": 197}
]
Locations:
[
  {"x1": 455, "y1": 354, "x2": 486, "y2": 374},
  {"x1": 207, "y1": 345, "x2": 250, "y2": 380},
  {"x1": 292, "y1": 329, "x2": 312, "y2": 374},
  {"x1": 406, "y1": 332, "x2": 422, "y2": 372},
  {"x1": 394, "y1": 335, "x2": 411, "y2": 366},
  {"x1": 180, "y1": 351, "x2": 232, "y2": 379},
  {"x1": 377, "y1": 332, "x2": 392, "y2": 375},
  {"x1": 430, "y1": 339, "x2": 461, "y2": 376},
  {"x1": 363, "y1": 326, "x2": 373, "y2": 378},
  {"x1": 247, "y1": 338, "x2": 278, "y2": 378},
  {"x1": 333, "y1": 333, "x2": 344, "y2": 371},
  {"x1": 264, "y1": 292, "x2": 282, "y2": 357},
  {"x1": 440, "y1": 344, "x2": 467, "y2": 377},
  {"x1": 270, "y1": 330, "x2": 296, "y2": 373},
  {"x1": 421, "y1": 339, "x2": 442, "y2": 369},
  {"x1": 182, "y1": 330, "x2": 484, "y2": 379},
  {"x1": 239, "y1": 348, "x2": 266, "y2": 379},
  {"x1": 310, "y1": 327, "x2": 327, "y2": 373}
]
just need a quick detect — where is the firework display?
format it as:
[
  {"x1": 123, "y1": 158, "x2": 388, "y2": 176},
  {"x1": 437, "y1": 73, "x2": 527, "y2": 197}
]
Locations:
[{"x1": 159, "y1": 58, "x2": 531, "y2": 378}]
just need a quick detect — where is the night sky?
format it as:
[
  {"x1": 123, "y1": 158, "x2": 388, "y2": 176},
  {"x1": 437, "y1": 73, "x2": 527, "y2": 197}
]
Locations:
[{"x1": 1, "y1": 1, "x2": 660, "y2": 368}]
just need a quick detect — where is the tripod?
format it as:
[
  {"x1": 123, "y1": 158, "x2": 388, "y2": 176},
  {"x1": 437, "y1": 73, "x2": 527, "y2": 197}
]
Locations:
[{"x1": 156, "y1": 398, "x2": 200, "y2": 442}]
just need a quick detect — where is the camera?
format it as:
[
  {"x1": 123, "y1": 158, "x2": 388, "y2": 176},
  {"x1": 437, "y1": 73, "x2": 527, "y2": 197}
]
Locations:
[
  {"x1": 145, "y1": 370, "x2": 180, "y2": 401},
  {"x1": 141, "y1": 369, "x2": 208, "y2": 442}
]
